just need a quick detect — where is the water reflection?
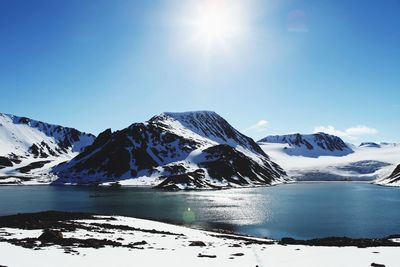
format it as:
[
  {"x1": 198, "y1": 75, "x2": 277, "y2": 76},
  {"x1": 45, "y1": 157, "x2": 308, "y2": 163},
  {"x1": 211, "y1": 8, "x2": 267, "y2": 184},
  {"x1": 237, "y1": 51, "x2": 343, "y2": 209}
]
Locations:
[{"x1": 0, "y1": 183, "x2": 399, "y2": 239}]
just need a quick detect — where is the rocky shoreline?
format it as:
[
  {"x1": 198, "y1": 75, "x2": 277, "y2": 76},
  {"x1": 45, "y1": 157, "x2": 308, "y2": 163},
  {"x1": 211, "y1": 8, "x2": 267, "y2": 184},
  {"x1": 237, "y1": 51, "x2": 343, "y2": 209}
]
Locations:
[
  {"x1": 1, "y1": 211, "x2": 399, "y2": 248},
  {"x1": 0, "y1": 211, "x2": 398, "y2": 267}
]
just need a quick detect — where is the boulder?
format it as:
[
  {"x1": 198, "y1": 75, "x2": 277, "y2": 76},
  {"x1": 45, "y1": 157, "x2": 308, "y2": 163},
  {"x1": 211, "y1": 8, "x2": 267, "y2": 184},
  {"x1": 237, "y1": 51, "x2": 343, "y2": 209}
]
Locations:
[
  {"x1": 189, "y1": 241, "x2": 207, "y2": 247},
  {"x1": 38, "y1": 229, "x2": 63, "y2": 242}
]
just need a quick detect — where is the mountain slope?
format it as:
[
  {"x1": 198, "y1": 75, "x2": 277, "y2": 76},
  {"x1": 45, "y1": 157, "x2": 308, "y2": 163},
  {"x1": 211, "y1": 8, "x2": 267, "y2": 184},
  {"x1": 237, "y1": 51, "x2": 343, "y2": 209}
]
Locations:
[
  {"x1": 53, "y1": 111, "x2": 287, "y2": 189},
  {"x1": 259, "y1": 133, "x2": 400, "y2": 182},
  {"x1": 375, "y1": 164, "x2": 400, "y2": 187},
  {"x1": 258, "y1": 133, "x2": 353, "y2": 158},
  {"x1": 0, "y1": 113, "x2": 95, "y2": 183}
]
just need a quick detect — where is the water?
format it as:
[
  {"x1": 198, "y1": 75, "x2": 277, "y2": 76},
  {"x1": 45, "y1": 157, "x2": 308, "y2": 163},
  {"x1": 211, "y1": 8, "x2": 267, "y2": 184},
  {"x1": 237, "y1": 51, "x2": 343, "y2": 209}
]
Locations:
[{"x1": 0, "y1": 182, "x2": 399, "y2": 240}]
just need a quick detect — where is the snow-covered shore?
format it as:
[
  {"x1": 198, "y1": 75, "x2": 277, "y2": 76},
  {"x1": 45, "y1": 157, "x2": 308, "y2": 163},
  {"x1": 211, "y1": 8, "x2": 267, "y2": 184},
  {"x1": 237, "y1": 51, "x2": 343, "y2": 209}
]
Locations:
[{"x1": 0, "y1": 211, "x2": 398, "y2": 267}]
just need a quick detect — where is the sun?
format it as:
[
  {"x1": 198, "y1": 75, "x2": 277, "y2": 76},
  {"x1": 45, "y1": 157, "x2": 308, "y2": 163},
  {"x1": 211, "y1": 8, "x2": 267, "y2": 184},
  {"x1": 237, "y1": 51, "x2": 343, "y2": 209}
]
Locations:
[
  {"x1": 184, "y1": 0, "x2": 246, "y2": 55},
  {"x1": 194, "y1": 2, "x2": 236, "y2": 42}
]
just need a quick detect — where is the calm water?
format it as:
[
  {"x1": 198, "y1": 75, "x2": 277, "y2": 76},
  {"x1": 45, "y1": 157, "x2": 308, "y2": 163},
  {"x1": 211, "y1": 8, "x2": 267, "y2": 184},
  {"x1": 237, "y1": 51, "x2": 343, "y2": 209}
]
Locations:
[{"x1": 0, "y1": 182, "x2": 399, "y2": 240}]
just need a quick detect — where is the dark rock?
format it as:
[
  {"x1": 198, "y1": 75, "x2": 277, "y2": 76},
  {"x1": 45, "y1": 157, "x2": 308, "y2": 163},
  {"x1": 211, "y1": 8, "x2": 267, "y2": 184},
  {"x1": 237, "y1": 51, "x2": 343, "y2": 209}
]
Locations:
[
  {"x1": 109, "y1": 182, "x2": 121, "y2": 188},
  {"x1": 385, "y1": 164, "x2": 400, "y2": 184},
  {"x1": 16, "y1": 160, "x2": 51, "y2": 173},
  {"x1": 199, "y1": 144, "x2": 284, "y2": 186},
  {"x1": 189, "y1": 241, "x2": 207, "y2": 247},
  {"x1": 16, "y1": 117, "x2": 30, "y2": 124},
  {"x1": 0, "y1": 156, "x2": 13, "y2": 167},
  {"x1": 197, "y1": 253, "x2": 216, "y2": 258},
  {"x1": 231, "y1": 253, "x2": 244, "y2": 256},
  {"x1": 0, "y1": 211, "x2": 95, "y2": 230},
  {"x1": 156, "y1": 169, "x2": 209, "y2": 190},
  {"x1": 130, "y1": 240, "x2": 148, "y2": 246},
  {"x1": 38, "y1": 229, "x2": 63, "y2": 242}
]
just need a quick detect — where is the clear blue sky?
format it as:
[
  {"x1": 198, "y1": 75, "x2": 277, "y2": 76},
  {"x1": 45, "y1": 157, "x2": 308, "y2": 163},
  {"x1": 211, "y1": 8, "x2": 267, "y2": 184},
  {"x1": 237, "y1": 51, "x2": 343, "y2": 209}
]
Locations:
[{"x1": 0, "y1": 0, "x2": 399, "y2": 143}]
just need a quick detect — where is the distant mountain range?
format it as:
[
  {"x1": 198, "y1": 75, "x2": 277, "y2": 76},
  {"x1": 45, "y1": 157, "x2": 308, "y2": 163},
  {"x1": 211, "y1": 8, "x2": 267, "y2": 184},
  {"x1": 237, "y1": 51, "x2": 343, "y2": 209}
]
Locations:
[
  {"x1": 258, "y1": 133, "x2": 400, "y2": 183},
  {"x1": 258, "y1": 133, "x2": 353, "y2": 157},
  {"x1": 1, "y1": 111, "x2": 399, "y2": 188},
  {"x1": 359, "y1": 142, "x2": 399, "y2": 149},
  {"x1": 0, "y1": 113, "x2": 95, "y2": 184}
]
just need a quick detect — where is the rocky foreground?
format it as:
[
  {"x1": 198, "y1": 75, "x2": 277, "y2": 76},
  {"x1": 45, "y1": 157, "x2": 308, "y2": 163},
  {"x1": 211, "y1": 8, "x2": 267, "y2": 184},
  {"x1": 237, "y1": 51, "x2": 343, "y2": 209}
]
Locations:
[{"x1": 0, "y1": 211, "x2": 399, "y2": 267}]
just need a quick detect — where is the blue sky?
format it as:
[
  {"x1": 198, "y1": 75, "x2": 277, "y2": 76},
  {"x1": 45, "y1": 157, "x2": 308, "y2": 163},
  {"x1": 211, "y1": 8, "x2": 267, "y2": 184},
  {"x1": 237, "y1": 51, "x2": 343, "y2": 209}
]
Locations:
[{"x1": 0, "y1": 0, "x2": 399, "y2": 143}]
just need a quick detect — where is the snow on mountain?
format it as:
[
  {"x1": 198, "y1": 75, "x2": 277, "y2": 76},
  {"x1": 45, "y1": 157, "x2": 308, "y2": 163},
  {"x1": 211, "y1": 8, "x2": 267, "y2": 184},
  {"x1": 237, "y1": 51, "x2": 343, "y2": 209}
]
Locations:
[
  {"x1": 53, "y1": 111, "x2": 288, "y2": 189},
  {"x1": 359, "y1": 142, "x2": 399, "y2": 149},
  {"x1": 151, "y1": 112, "x2": 265, "y2": 156},
  {"x1": 0, "y1": 113, "x2": 95, "y2": 184},
  {"x1": 258, "y1": 133, "x2": 400, "y2": 181},
  {"x1": 258, "y1": 133, "x2": 353, "y2": 158},
  {"x1": 359, "y1": 142, "x2": 381, "y2": 148},
  {"x1": 375, "y1": 164, "x2": 400, "y2": 187}
]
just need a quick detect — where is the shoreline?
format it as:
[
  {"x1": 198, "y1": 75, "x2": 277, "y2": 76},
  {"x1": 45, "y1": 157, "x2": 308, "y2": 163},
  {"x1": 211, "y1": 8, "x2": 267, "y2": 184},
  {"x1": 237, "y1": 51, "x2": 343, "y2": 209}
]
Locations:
[
  {"x1": 0, "y1": 178, "x2": 389, "y2": 187},
  {"x1": 2, "y1": 173, "x2": 398, "y2": 188},
  {"x1": 1, "y1": 211, "x2": 399, "y2": 248},
  {"x1": 0, "y1": 211, "x2": 398, "y2": 267}
]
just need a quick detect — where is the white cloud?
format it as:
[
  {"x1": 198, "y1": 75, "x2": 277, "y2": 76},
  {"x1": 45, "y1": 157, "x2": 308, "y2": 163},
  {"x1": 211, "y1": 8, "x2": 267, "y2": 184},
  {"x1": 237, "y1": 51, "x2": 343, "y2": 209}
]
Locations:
[
  {"x1": 243, "y1": 120, "x2": 269, "y2": 134},
  {"x1": 346, "y1": 125, "x2": 378, "y2": 136},
  {"x1": 313, "y1": 125, "x2": 378, "y2": 140}
]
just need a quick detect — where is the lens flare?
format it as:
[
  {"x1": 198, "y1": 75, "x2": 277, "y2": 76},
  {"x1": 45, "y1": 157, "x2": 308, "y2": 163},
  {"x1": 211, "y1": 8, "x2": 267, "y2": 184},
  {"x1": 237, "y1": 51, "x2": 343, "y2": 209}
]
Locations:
[{"x1": 182, "y1": 207, "x2": 196, "y2": 224}]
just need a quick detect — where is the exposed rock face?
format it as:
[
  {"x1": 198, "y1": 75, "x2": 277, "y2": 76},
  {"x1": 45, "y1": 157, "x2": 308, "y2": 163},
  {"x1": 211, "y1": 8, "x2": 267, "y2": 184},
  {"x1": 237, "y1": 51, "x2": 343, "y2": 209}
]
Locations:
[
  {"x1": 53, "y1": 111, "x2": 287, "y2": 189},
  {"x1": 378, "y1": 165, "x2": 400, "y2": 185},
  {"x1": 156, "y1": 144, "x2": 284, "y2": 190},
  {"x1": 0, "y1": 156, "x2": 13, "y2": 168},
  {"x1": 258, "y1": 132, "x2": 353, "y2": 157},
  {"x1": 0, "y1": 113, "x2": 95, "y2": 180}
]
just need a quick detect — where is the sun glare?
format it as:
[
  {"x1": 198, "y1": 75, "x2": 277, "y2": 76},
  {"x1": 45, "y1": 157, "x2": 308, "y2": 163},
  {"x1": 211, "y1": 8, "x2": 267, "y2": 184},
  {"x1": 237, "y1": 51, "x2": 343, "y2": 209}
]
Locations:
[
  {"x1": 195, "y1": 3, "x2": 236, "y2": 41},
  {"x1": 183, "y1": 0, "x2": 247, "y2": 55}
]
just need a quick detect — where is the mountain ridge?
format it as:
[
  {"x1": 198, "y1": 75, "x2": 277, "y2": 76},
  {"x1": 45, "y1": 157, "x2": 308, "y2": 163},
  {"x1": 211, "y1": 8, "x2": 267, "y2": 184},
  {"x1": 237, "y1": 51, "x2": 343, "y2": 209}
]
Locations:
[
  {"x1": 375, "y1": 164, "x2": 400, "y2": 186},
  {"x1": 53, "y1": 111, "x2": 287, "y2": 189},
  {"x1": 259, "y1": 132, "x2": 400, "y2": 182},
  {"x1": 258, "y1": 132, "x2": 354, "y2": 158},
  {"x1": 0, "y1": 113, "x2": 95, "y2": 183}
]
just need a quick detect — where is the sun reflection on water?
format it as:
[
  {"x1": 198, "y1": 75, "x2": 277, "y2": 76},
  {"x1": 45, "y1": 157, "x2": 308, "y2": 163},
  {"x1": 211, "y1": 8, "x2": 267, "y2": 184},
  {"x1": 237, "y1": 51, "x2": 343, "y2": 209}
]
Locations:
[{"x1": 182, "y1": 188, "x2": 274, "y2": 226}]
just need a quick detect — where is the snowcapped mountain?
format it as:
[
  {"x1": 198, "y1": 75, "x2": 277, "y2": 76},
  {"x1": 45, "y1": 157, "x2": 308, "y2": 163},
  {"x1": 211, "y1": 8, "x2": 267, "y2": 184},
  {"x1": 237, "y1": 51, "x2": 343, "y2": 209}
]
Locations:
[
  {"x1": 258, "y1": 132, "x2": 400, "y2": 182},
  {"x1": 258, "y1": 133, "x2": 354, "y2": 158},
  {"x1": 375, "y1": 164, "x2": 400, "y2": 187},
  {"x1": 359, "y1": 142, "x2": 381, "y2": 148},
  {"x1": 53, "y1": 111, "x2": 287, "y2": 189},
  {"x1": 359, "y1": 142, "x2": 399, "y2": 148},
  {"x1": 0, "y1": 113, "x2": 95, "y2": 184}
]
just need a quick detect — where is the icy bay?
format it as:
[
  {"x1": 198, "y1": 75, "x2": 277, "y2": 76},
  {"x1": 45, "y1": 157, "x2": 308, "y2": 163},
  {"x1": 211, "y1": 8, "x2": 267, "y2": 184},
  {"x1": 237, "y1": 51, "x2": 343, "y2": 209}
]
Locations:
[{"x1": 0, "y1": 182, "x2": 399, "y2": 240}]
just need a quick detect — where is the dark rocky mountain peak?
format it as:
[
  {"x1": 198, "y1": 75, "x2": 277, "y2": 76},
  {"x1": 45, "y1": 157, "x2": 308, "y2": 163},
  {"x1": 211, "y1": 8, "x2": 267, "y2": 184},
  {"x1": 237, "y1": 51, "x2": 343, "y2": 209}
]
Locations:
[{"x1": 53, "y1": 111, "x2": 287, "y2": 189}]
